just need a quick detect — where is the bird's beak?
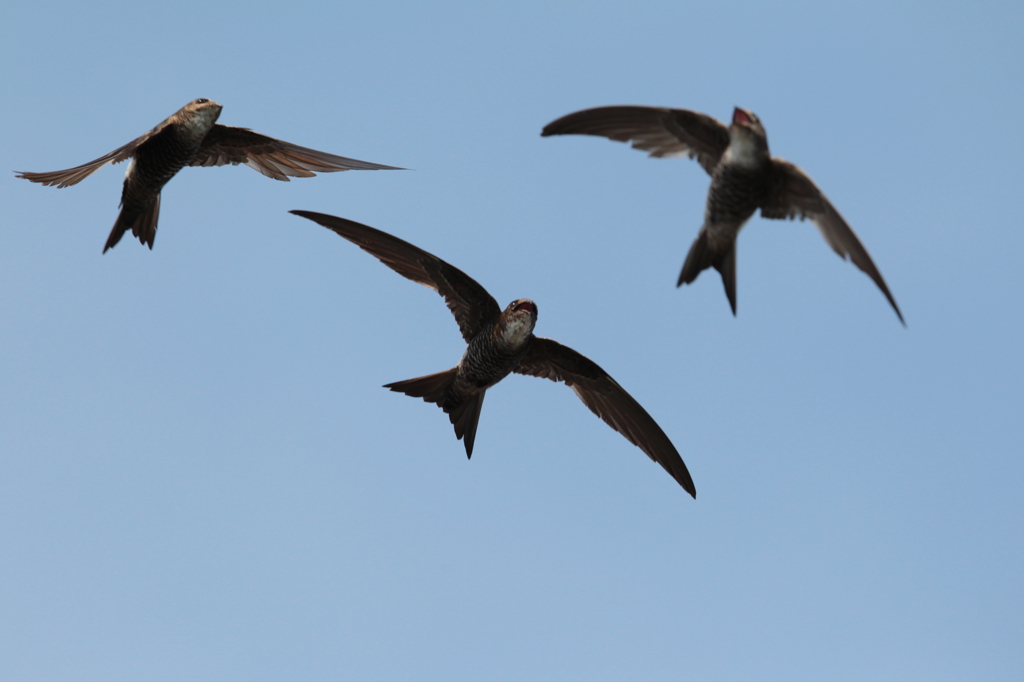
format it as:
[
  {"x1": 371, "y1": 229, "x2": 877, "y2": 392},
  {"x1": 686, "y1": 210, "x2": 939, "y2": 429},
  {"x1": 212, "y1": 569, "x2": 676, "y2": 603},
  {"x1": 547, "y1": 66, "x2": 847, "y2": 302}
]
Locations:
[{"x1": 732, "y1": 108, "x2": 752, "y2": 125}]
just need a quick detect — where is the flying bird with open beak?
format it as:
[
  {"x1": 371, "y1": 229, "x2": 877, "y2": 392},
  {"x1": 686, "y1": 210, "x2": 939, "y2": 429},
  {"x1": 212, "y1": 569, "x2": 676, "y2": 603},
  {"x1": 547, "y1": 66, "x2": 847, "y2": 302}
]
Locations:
[
  {"x1": 291, "y1": 210, "x2": 696, "y2": 497},
  {"x1": 542, "y1": 106, "x2": 904, "y2": 324},
  {"x1": 16, "y1": 99, "x2": 403, "y2": 252}
]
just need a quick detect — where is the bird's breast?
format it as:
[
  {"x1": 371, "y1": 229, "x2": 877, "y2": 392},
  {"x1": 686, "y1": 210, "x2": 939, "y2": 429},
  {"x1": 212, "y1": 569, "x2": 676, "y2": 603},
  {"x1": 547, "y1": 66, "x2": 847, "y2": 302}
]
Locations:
[
  {"x1": 722, "y1": 134, "x2": 765, "y2": 169},
  {"x1": 131, "y1": 126, "x2": 204, "y2": 190},
  {"x1": 705, "y1": 164, "x2": 768, "y2": 229},
  {"x1": 459, "y1": 333, "x2": 524, "y2": 390}
]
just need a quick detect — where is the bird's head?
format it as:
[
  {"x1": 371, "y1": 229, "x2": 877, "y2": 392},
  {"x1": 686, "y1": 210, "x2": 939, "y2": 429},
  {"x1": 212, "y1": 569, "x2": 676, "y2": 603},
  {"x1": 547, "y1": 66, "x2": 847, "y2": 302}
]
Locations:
[
  {"x1": 498, "y1": 299, "x2": 538, "y2": 347},
  {"x1": 180, "y1": 98, "x2": 223, "y2": 135},
  {"x1": 728, "y1": 107, "x2": 769, "y2": 165}
]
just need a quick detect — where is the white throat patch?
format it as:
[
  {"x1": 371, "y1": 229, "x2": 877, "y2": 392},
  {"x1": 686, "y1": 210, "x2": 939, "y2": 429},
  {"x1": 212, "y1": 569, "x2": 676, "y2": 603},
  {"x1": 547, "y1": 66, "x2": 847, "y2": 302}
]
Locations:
[
  {"x1": 725, "y1": 131, "x2": 762, "y2": 169},
  {"x1": 501, "y1": 313, "x2": 535, "y2": 347},
  {"x1": 186, "y1": 107, "x2": 219, "y2": 137}
]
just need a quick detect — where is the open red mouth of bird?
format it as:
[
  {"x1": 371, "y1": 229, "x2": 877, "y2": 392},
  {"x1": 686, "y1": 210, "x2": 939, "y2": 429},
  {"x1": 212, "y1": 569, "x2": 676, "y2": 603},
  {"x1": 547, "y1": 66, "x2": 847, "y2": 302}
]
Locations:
[{"x1": 514, "y1": 301, "x2": 535, "y2": 313}]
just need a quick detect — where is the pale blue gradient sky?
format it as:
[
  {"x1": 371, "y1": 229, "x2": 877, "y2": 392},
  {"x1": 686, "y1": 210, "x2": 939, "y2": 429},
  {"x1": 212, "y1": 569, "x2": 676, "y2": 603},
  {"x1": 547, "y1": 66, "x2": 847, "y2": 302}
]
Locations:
[{"x1": 1, "y1": 2, "x2": 1022, "y2": 680}]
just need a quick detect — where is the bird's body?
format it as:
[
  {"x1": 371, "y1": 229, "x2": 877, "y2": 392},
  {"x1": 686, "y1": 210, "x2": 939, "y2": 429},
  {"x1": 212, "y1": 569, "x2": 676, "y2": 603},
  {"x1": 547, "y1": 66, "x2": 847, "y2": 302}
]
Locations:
[
  {"x1": 17, "y1": 99, "x2": 402, "y2": 252},
  {"x1": 542, "y1": 106, "x2": 904, "y2": 323},
  {"x1": 291, "y1": 210, "x2": 696, "y2": 497},
  {"x1": 698, "y1": 159, "x2": 768, "y2": 250},
  {"x1": 105, "y1": 99, "x2": 223, "y2": 252},
  {"x1": 386, "y1": 298, "x2": 538, "y2": 456},
  {"x1": 457, "y1": 301, "x2": 536, "y2": 390}
]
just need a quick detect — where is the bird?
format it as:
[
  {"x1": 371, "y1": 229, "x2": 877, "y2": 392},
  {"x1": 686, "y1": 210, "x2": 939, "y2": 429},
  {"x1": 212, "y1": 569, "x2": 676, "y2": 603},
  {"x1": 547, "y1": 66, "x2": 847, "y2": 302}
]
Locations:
[
  {"x1": 16, "y1": 98, "x2": 403, "y2": 252},
  {"x1": 542, "y1": 105, "x2": 904, "y2": 324},
  {"x1": 291, "y1": 210, "x2": 696, "y2": 497}
]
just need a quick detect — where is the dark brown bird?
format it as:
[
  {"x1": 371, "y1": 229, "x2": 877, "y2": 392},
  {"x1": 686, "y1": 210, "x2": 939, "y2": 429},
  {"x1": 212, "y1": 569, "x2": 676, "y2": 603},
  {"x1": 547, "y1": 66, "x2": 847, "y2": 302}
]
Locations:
[
  {"x1": 16, "y1": 99, "x2": 402, "y2": 252},
  {"x1": 291, "y1": 210, "x2": 696, "y2": 497},
  {"x1": 542, "y1": 106, "x2": 904, "y2": 324}
]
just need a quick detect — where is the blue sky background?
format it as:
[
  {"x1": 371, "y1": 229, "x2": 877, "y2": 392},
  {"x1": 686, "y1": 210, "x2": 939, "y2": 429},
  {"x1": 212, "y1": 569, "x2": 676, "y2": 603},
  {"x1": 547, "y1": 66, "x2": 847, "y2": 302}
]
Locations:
[{"x1": 1, "y1": 1, "x2": 1021, "y2": 680}]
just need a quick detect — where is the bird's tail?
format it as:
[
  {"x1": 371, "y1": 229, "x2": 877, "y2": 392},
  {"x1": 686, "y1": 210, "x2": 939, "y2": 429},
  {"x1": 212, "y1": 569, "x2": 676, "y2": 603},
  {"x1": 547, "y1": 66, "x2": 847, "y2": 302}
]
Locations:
[
  {"x1": 385, "y1": 368, "x2": 458, "y2": 406},
  {"x1": 104, "y1": 193, "x2": 160, "y2": 253},
  {"x1": 678, "y1": 231, "x2": 738, "y2": 315},
  {"x1": 448, "y1": 391, "x2": 485, "y2": 459},
  {"x1": 384, "y1": 368, "x2": 487, "y2": 459}
]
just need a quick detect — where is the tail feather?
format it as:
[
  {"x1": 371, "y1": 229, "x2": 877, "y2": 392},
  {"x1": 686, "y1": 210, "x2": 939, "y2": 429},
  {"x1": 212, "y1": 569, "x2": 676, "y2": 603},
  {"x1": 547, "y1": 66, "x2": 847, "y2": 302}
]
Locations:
[
  {"x1": 678, "y1": 231, "x2": 738, "y2": 315},
  {"x1": 449, "y1": 391, "x2": 485, "y2": 459},
  {"x1": 104, "y1": 193, "x2": 160, "y2": 253},
  {"x1": 715, "y1": 242, "x2": 737, "y2": 316},
  {"x1": 103, "y1": 211, "x2": 132, "y2": 253},
  {"x1": 678, "y1": 230, "x2": 715, "y2": 287},
  {"x1": 384, "y1": 367, "x2": 458, "y2": 406},
  {"x1": 385, "y1": 367, "x2": 487, "y2": 458}
]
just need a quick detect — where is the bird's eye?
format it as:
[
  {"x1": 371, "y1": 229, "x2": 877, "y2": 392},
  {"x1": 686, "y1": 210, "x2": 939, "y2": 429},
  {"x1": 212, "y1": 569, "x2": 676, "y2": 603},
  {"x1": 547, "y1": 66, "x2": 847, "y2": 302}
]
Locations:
[{"x1": 196, "y1": 98, "x2": 209, "y2": 104}]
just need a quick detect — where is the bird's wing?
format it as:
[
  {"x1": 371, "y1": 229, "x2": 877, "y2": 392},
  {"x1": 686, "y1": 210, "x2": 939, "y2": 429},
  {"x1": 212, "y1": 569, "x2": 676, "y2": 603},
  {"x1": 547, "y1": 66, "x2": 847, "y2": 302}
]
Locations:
[
  {"x1": 291, "y1": 211, "x2": 501, "y2": 341},
  {"x1": 541, "y1": 105, "x2": 730, "y2": 175},
  {"x1": 761, "y1": 159, "x2": 904, "y2": 324},
  {"x1": 514, "y1": 337, "x2": 695, "y2": 497},
  {"x1": 14, "y1": 128, "x2": 162, "y2": 188},
  {"x1": 191, "y1": 125, "x2": 402, "y2": 180}
]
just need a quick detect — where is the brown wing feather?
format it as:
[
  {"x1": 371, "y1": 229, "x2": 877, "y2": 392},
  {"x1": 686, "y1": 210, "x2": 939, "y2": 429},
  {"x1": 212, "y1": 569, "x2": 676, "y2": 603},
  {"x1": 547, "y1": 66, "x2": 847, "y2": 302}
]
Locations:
[
  {"x1": 514, "y1": 337, "x2": 695, "y2": 497},
  {"x1": 290, "y1": 211, "x2": 501, "y2": 341},
  {"x1": 541, "y1": 105, "x2": 730, "y2": 175},
  {"x1": 762, "y1": 159, "x2": 904, "y2": 324},
  {"x1": 191, "y1": 125, "x2": 402, "y2": 181},
  {"x1": 14, "y1": 127, "x2": 165, "y2": 188}
]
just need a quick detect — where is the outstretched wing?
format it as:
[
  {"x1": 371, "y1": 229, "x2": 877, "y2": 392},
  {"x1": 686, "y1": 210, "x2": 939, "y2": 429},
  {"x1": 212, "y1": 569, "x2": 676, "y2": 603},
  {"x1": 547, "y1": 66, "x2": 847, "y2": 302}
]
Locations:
[
  {"x1": 15, "y1": 128, "x2": 164, "y2": 188},
  {"x1": 541, "y1": 105, "x2": 730, "y2": 175},
  {"x1": 191, "y1": 125, "x2": 402, "y2": 180},
  {"x1": 291, "y1": 211, "x2": 501, "y2": 341},
  {"x1": 515, "y1": 337, "x2": 695, "y2": 497},
  {"x1": 761, "y1": 159, "x2": 904, "y2": 324}
]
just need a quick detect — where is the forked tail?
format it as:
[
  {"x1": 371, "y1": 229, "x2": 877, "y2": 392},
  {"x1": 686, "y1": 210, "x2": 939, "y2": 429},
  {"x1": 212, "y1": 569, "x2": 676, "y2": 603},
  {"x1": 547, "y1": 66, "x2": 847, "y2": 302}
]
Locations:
[
  {"x1": 678, "y1": 231, "x2": 738, "y2": 315},
  {"x1": 384, "y1": 368, "x2": 487, "y2": 458},
  {"x1": 104, "y1": 193, "x2": 161, "y2": 253}
]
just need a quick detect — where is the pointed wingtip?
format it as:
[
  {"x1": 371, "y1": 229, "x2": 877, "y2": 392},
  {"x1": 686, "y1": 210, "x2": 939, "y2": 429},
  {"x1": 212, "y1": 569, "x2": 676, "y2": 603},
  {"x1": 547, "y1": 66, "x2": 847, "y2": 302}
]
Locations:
[
  {"x1": 290, "y1": 209, "x2": 322, "y2": 225},
  {"x1": 874, "y1": 284, "x2": 905, "y2": 327},
  {"x1": 539, "y1": 118, "x2": 561, "y2": 137},
  {"x1": 676, "y1": 468, "x2": 697, "y2": 498},
  {"x1": 13, "y1": 170, "x2": 41, "y2": 183},
  {"x1": 671, "y1": 469, "x2": 696, "y2": 498},
  {"x1": 890, "y1": 299, "x2": 906, "y2": 327}
]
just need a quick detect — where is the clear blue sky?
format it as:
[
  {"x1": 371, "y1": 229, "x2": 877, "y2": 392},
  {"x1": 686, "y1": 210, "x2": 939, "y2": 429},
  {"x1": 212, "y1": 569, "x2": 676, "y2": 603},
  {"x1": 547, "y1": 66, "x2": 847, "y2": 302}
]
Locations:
[{"x1": 2, "y1": 2, "x2": 1021, "y2": 680}]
